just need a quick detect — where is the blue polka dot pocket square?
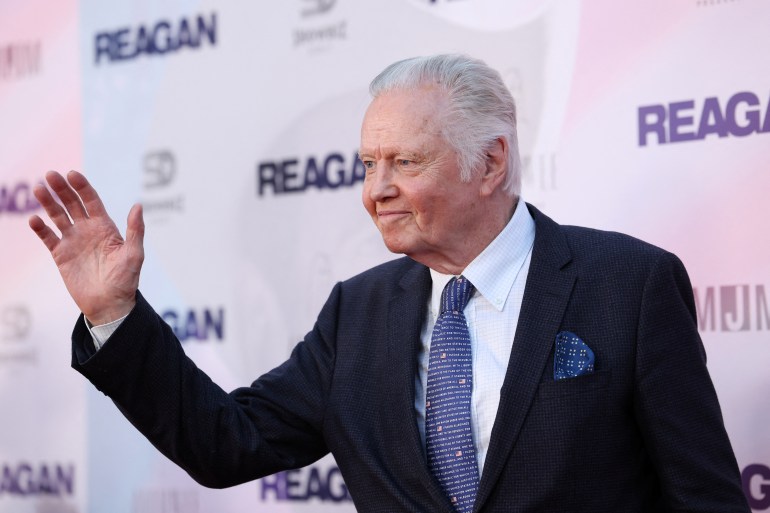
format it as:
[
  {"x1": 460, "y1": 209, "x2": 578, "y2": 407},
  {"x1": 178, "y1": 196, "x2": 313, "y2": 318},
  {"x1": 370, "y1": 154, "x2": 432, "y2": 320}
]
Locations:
[{"x1": 554, "y1": 331, "x2": 595, "y2": 381}]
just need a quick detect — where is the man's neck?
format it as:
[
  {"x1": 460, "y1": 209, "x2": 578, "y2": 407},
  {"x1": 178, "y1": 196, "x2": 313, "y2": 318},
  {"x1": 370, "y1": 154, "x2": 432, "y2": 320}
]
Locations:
[{"x1": 413, "y1": 195, "x2": 519, "y2": 275}]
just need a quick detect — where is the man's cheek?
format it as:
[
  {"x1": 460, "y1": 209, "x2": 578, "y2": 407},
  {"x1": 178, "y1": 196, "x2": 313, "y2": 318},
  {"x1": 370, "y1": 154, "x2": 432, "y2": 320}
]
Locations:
[{"x1": 361, "y1": 191, "x2": 375, "y2": 216}]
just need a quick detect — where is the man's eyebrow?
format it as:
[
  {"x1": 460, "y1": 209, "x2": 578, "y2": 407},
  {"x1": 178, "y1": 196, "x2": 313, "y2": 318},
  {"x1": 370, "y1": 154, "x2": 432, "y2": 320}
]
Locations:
[
  {"x1": 396, "y1": 150, "x2": 422, "y2": 160},
  {"x1": 357, "y1": 147, "x2": 425, "y2": 160}
]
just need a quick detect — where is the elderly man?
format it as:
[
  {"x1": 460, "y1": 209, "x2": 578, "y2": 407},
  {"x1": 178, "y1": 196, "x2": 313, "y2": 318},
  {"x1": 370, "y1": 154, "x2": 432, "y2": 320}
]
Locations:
[{"x1": 30, "y1": 54, "x2": 748, "y2": 512}]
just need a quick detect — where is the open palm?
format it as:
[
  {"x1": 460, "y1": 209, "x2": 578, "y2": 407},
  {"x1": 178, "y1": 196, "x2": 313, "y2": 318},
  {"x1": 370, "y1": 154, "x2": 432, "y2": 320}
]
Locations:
[{"x1": 29, "y1": 171, "x2": 144, "y2": 325}]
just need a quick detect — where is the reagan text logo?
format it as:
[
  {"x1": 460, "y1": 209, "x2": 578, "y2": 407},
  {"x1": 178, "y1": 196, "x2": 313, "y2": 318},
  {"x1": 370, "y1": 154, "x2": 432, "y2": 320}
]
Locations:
[
  {"x1": 160, "y1": 307, "x2": 224, "y2": 343},
  {"x1": 257, "y1": 151, "x2": 365, "y2": 196},
  {"x1": 638, "y1": 91, "x2": 770, "y2": 146},
  {"x1": 95, "y1": 13, "x2": 217, "y2": 65},
  {"x1": 0, "y1": 181, "x2": 41, "y2": 215},
  {"x1": 260, "y1": 464, "x2": 351, "y2": 503},
  {"x1": 0, "y1": 463, "x2": 74, "y2": 497}
]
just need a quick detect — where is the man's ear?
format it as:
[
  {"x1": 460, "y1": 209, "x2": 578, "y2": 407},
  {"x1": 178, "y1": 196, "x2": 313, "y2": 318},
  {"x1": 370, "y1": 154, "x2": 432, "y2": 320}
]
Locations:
[{"x1": 480, "y1": 136, "x2": 508, "y2": 196}]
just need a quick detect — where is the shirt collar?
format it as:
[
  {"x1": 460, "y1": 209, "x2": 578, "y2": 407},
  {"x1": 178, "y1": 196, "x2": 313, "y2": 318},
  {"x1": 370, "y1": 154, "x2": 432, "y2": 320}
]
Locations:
[{"x1": 429, "y1": 197, "x2": 536, "y2": 313}]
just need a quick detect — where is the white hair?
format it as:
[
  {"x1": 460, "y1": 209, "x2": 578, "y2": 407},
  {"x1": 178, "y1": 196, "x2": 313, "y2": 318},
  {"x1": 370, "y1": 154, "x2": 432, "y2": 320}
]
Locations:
[{"x1": 369, "y1": 54, "x2": 521, "y2": 196}]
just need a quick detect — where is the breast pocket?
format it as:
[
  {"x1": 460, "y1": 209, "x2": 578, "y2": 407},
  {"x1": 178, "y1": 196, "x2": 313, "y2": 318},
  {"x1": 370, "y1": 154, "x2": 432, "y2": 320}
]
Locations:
[{"x1": 536, "y1": 370, "x2": 611, "y2": 399}]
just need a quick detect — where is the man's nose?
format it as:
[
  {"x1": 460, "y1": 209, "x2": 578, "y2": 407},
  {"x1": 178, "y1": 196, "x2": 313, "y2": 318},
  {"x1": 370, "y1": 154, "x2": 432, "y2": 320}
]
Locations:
[{"x1": 368, "y1": 163, "x2": 398, "y2": 202}]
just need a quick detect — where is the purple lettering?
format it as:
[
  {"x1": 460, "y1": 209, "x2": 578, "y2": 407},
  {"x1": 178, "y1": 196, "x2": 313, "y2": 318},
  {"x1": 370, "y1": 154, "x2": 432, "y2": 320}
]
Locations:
[
  {"x1": 743, "y1": 464, "x2": 770, "y2": 510},
  {"x1": 726, "y1": 92, "x2": 760, "y2": 137},
  {"x1": 134, "y1": 26, "x2": 152, "y2": 55},
  {"x1": 323, "y1": 153, "x2": 345, "y2": 188},
  {"x1": 183, "y1": 310, "x2": 200, "y2": 340},
  {"x1": 55, "y1": 465, "x2": 74, "y2": 495},
  {"x1": 176, "y1": 18, "x2": 194, "y2": 48},
  {"x1": 696, "y1": 97, "x2": 729, "y2": 140},
  {"x1": 197, "y1": 14, "x2": 217, "y2": 46},
  {"x1": 114, "y1": 29, "x2": 133, "y2": 60},
  {"x1": 0, "y1": 463, "x2": 73, "y2": 496},
  {"x1": 351, "y1": 154, "x2": 366, "y2": 185},
  {"x1": 303, "y1": 156, "x2": 325, "y2": 190},
  {"x1": 152, "y1": 22, "x2": 173, "y2": 54},
  {"x1": 16, "y1": 463, "x2": 31, "y2": 494},
  {"x1": 257, "y1": 161, "x2": 281, "y2": 195},
  {"x1": 0, "y1": 183, "x2": 41, "y2": 214},
  {"x1": 285, "y1": 469, "x2": 303, "y2": 500},
  {"x1": 637, "y1": 104, "x2": 667, "y2": 146},
  {"x1": 260, "y1": 472, "x2": 287, "y2": 500},
  {"x1": 257, "y1": 152, "x2": 370, "y2": 197},
  {"x1": 258, "y1": 466, "x2": 351, "y2": 503},
  {"x1": 668, "y1": 100, "x2": 697, "y2": 143},
  {"x1": 304, "y1": 467, "x2": 325, "y2": 500},
  {"x1": 94, "y1": 33, "x2": 112, "y2": 64},
  {"x1": 327, "y1": 466, "x2": 350, "y2": 502},
  {"x1": 720, "y1": 285, "x2": 750, "y2": 332},
  {"x1": 161, "y1": 311, "x2": 179, "y2": 338},
  {"x1": 282, "y1": 159, "x2": 303, "y2": 193},
  {"x1": 37, "y1": 465, "x2": 54, "y2": 494},
  {"x1": 203, "y1": 308, "x2": 224, "y2": 340},
  {"x1": 693, "y1": 287, "x2": 716, "y2": 332},
  {"x1": 757, "y1": 285, "x2": 770, "y2": 331}
]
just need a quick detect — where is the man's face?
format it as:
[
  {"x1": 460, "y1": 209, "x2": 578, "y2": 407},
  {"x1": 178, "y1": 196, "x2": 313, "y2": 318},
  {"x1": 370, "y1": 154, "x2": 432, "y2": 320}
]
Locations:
[{"x1": 359, "y1": 86, "x2": 486, "y2": 269}]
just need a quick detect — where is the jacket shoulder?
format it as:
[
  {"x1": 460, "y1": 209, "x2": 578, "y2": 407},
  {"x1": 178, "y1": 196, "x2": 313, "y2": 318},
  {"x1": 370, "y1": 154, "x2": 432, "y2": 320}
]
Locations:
[
  {"x1": 528, "y1": 203, "x2": 679, "y2": 273},
  {"x1": 562, "y1": 224, "x2": 668, "y2": 260}
]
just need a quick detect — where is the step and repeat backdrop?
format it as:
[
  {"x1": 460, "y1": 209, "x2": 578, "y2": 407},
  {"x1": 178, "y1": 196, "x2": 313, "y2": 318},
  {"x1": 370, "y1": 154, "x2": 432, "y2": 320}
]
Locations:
[{"x1": 1, "y1": 0, "x2": 769, "y2": 512}]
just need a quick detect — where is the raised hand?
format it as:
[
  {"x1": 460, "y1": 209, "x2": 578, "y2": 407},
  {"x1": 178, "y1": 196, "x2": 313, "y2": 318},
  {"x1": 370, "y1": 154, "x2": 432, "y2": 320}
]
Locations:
[{"x1": 29, "y1": 171, "x2": 145, "y2": 325}]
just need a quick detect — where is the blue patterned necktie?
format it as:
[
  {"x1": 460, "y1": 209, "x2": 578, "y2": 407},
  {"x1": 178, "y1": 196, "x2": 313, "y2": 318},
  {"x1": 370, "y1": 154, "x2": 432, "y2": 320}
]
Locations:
[{"x1": 426, "y1": 276, "x2": 479, "y2": 513}]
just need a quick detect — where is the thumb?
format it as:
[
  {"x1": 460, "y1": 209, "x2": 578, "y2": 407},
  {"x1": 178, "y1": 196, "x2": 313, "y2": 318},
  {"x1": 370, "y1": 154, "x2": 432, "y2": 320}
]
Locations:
[{"x1": 125, "y1": 203, "x2": 145, "y2": 257}]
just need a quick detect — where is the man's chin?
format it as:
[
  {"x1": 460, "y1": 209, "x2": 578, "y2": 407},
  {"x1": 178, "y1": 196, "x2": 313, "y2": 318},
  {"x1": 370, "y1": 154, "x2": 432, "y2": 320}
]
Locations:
[
  {"x1": 382, "y1": 243, "x2": 407, "y2": 255},
  {"x1": 380, "y1": 236, "x2": 411, "y2": 256}
]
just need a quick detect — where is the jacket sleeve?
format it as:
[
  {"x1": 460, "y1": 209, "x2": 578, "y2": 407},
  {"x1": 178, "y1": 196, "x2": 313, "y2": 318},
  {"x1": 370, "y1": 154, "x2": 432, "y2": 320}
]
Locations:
[
  {"x1": 633, "y1": 252, "x2": 749, "y2": 512},
  {"x1": 71, "y1": 287, "x2": 341, "y2": 488}
]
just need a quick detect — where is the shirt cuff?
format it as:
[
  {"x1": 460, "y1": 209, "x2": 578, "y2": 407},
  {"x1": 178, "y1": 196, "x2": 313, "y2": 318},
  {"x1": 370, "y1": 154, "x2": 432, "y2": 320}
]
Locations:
[{"x1": 85, "y1": 314, "x2": 129, "y2": 351}]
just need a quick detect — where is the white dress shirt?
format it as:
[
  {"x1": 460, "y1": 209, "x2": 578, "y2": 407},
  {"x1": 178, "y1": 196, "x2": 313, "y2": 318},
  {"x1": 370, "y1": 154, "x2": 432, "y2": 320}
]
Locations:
[
  {"x1": 88, "y1": 315, "x2": 125, "y2": 349},
  {"x1": 414, "y1": 197, "x2": 535, "y2": 476}
]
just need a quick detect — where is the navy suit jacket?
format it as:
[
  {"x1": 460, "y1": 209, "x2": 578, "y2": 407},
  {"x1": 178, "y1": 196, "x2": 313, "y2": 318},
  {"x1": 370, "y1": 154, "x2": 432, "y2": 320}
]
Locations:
[{"x1": 72, "y1": 204, "x2": 749, "y2": 512}]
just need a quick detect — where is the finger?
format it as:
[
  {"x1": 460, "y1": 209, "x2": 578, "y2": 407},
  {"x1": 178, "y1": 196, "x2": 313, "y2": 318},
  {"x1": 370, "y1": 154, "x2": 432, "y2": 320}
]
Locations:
[
  {"x1": 46, "y1": 170, "x2": 88, "y2": 221},
  {"x1": 125, "y1": 203, "x2": 145, "y2": 250},
  {"x1": 126, "y1": 204, "x2": 144, "y2": 280},
  {"x1": 28, "y1": 215, "x2": 61, "y2": 253},
  {"x1": 67, "y1": 170, "x2": 109, "y2": 219},
  {"x1": 32, "y1": 182, "x2": 73, "y2": 233}
]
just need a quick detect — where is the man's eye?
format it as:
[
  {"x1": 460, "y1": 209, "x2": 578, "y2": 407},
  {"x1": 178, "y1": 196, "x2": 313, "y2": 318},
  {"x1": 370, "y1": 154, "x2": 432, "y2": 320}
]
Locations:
[
  {"x1": 398, "y1": 159, "x2": 411, "y2": 166},
  {"x1": 363, "y1": 160, "x2": 375, "y2": 169}
]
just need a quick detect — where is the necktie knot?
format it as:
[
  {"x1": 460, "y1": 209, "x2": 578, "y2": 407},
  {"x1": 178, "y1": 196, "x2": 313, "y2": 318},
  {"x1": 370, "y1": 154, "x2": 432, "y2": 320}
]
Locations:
[{"x1": 440, "y1": 276, "x2": 474, "y2": 316}]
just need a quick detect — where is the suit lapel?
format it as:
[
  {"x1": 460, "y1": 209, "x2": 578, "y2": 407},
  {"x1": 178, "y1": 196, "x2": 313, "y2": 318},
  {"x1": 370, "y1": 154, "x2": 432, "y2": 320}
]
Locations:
[
  {"x1": 386, "y1": 261, "x2": 454, "y2": 510},
  {"x1": 475, "y1": 204, "x2": 576, "y2": 511}
]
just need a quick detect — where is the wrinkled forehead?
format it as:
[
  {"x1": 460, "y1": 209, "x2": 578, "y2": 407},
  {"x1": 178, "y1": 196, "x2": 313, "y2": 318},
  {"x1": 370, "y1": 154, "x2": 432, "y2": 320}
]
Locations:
[{"x1": 361, "y1": 86, "x2": 451, "y2": 137}]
